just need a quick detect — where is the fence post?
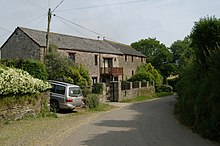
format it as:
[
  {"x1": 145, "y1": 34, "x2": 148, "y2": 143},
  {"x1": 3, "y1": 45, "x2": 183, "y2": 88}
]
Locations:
[
  {"x1": 110, "y1": 81, "x2": 121, "y2": 102},
  {"x1": 139, "y1": 81, "x2": 141, "y2": 88},
  {"x1": 130, "y1": 82, "x2": 132, "y2": 90}
]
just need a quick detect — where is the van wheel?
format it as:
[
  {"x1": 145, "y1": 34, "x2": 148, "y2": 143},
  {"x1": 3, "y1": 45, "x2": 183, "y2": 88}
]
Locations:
[{"x1": 50, "y1": 100, "x2": 59, "y2": 113}]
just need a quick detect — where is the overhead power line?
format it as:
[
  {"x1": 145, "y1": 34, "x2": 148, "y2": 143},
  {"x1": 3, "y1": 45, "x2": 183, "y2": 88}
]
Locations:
[
  {"x1": 55, "y1": 16, "x2": 86, "y2": 36},
  {"x1": 54, "y1": 14, "x2": 115, "y2": 41},
  {"x1": 23, "y1": 13, "x2": 47, "y2": 26},
  {"x1": 25, "y1": 0, "x2": 46, "y2": 11},
  {"x1": 0, "y1": 27, "x2": 11, "y2": 33},
  {"x1": 52, "y1": 0, "x2": 64, "y2": 12},
  {"x1": 56, "y1": 0, "x2": 150, "y2": 12}
]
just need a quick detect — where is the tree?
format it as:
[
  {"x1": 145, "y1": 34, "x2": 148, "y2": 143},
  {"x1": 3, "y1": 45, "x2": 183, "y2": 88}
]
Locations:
[
  {"x1": 131, "y1": 37, "x2": 175, "y2": 83},
  {"x1": 169, "y1": 36, "x2": 194, "y2": 72},
  {"x1": 45, "y1": 44, "x2": 91, "y2": 88},
  {"x1": 131, "y1": 37, "x2": 163, "y2": 63},
  {"x1": 190, "y1": 16, "x2": 220, "y2": 71}
]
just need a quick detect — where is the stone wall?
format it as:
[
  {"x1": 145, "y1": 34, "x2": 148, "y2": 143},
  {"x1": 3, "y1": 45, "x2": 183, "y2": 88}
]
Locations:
[
  {"x1": 109, "y1": 81, "x2": 155, "y2": 102},
  {"x1": 1, "y1": 28, "x2": 41, "y2": 60},
  {"x1": 0, "y1": 92, "x2": 50, "y2": 122},
  {"x1": 120, "y1": 86, "x2": 155, "y2": 101}
]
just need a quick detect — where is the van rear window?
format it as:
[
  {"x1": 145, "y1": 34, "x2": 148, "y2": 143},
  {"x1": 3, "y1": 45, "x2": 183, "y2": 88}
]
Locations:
[{"x1": 69, "y1": 87, "x2": 82, "y2": 97}]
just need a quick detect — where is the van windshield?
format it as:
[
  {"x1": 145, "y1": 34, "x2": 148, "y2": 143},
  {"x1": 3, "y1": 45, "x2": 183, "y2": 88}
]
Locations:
[{"x1": 69, "y1": 87, "x2": 82, "y2": 97}]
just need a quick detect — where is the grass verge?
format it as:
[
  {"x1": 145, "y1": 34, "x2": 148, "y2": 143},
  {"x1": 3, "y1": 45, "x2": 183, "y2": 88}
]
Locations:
[{"x1": 121, "y1": 92, "x2": 173, "y2": 103}]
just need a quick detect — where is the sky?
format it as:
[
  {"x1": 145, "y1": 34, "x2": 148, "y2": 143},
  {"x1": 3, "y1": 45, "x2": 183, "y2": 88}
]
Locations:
[{"x1": 0, "y1": 0, "x2": 219, "y2": 47}]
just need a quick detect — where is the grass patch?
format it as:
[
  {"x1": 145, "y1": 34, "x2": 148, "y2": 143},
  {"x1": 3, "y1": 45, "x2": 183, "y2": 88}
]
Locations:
[
  {"x1": 87, "y1": 103, "x2": 116, "y2": 112},
  {"x1": 121, "y1": 92, "x2": 173, "y2": 103},
  {"x1": 121, "y1": 94, "x2": 156, "y2": 103}
]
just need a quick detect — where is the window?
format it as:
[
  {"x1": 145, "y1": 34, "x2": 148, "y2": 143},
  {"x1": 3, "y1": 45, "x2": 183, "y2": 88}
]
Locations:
[
  {"x1": 125, "y1": 55, "x2": 127, "y2": 61},
  {"x1": 69, "y1": 87, "x2": 82, "y2": 97},
  {"x1": 131, "y1": 56, "x2": 134, "y2": 62},
  {"x1": 95, "y1": 55, "x2": 98, "y2": 65},
  {"x1": 68, "y1": 53, "x2": 75, "y2": 63},
  {"x1": 141, "y1": 57, "x2": 143, "y2": 63},
  {"x1": 92, "y1": 77, "x2": 98, "y2": 84},
  {"x1": 52, "y1": 85, "x2": 65, "y2": 95},
  {"x1": 132, "y1": 70, "x2": 134, "y2": 76}
]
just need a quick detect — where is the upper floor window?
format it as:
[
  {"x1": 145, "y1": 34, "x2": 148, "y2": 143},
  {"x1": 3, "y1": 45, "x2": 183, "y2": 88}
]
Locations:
[
  {"x1": 125, "y1": 55, "x2": 127, "y2": 61},
  {"x1": 131, "y1": 56, "x2": 134, "y2": 62},
  {"x1": 95, "y1": 55, "x2": 98, "y2": 65},
  {"x1": 68, "y1": 53, "x2": 75, "y2": 63},
  {"x1": 141, "y1": 57, "x2": 143, "y2": 63}
]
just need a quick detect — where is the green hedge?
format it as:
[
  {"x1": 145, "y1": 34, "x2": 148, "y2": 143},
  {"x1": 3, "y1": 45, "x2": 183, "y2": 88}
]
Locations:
[
  {"x1": 156, "y1": 85, "x2": 173, "y2": 93},
  {"x1": 92, "y1": 83, "x2": 103, "y2": 94},
  {"x1": 85, "y1": 94, "x2": 100, "y2": 108},
  {"x1": 0, "y1": 59, "x2": 48, "y2": 80}
]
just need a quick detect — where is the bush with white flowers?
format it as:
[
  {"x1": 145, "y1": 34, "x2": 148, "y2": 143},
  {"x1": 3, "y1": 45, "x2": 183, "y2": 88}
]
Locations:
[{"x1": 0, "y1": 67, "x2": 51, "y2": 95}]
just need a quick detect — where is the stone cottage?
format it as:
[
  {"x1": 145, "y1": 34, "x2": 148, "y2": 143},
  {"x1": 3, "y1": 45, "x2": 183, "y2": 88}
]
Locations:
[{"x1": 1, "y1": 27, "x2": 146, "y2": 83}]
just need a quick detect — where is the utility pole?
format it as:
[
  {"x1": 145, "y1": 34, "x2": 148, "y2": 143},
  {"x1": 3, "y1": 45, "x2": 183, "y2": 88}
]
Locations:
[{"x1": 45, "y1": 8, "x2": 52, "y2": 56}]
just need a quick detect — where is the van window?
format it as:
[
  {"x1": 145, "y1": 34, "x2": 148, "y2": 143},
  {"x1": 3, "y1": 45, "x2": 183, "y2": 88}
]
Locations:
[
  {"x1": 69, "y1": 87, "x2": 81, "y2": 97},
  {"x1": 51, "y1": 84, "x2": 65, "y2": 95}
]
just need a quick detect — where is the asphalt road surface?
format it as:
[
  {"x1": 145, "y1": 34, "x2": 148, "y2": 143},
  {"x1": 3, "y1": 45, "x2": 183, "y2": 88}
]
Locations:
[{"x1": 51, "y1": 96, "x2": 219, "y2": 146}]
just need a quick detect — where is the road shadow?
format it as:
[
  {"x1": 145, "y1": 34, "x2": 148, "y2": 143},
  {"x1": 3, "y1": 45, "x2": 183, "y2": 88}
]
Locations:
[{"x1": 81, "y1": 96, "x2": 218, "y2": 146}]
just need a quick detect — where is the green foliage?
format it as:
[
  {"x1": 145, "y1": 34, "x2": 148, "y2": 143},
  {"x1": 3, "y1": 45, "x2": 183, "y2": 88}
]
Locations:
[
  {"x1": 169, "y1": 36, "x2": 194, "y2": 73},
  {"x1": 156, "y1": 85, "x2": 173, "y2": 93},
  {"x1": 131, "y1": 37, "x2": 175, "y2": 79},
  {"x1": 0, "y1": 59, "x2": 48, "y2": 80},
  {"x1": 167, "y1": 76, "x2": 179, "y2": 92},
  {"x1": 85, "y1": 94, "x2": 100, "y2": 108},
  {"x1": 92, "y1": 83, "x2": 103, "y2": 94},
  {"x1": 128, "y1": 63, "x2": 163, "y2": 86},
  {"x1": 190, "y1": 16, "x2": 220, "y2": 71},
  {"x1": 175, "y1": 16, "x2": 220, "y2": 142},
  {"x1": 45, "y1": 44, "x2": 91, "y2": 89}
]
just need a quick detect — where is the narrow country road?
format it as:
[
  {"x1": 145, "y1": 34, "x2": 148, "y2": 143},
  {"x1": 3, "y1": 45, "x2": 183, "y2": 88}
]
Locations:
[{"x1": 48, "y1": 96, "x2": 219, "y2": 146}]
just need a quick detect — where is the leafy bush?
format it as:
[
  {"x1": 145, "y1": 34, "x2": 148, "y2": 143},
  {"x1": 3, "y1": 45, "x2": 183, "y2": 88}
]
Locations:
[
  {"x1": 85, "y1": 94, "x2": 99, "y2": 108},
  {"x1": 0, "y1": 67, "x2": 51, "y2": 95},
  {"x1": 92, "y1": 83, "x2": 103, "y2": 94},
  {"x1": 0, "y1": 59, "x2": 48, "y2": 80},
  {"x1": 156, "y1": 85, "x2": 173, "y2": 93},
  {"x1": 175, "y1": 16, "x2": 220, "y2": 142},
  {"x1": 167, "y1": 76, "x2": 179, "y2": 92},
  {"x1": 128, "y1": 63, "x2": 163, "y2": 86}
]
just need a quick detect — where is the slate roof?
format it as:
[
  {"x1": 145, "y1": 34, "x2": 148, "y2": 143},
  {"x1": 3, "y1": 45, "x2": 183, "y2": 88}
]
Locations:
[
  {"x1": 104, "y1": 40, "x2": 146, "y2": 57},
  {"x1": 18, "y1": 27, "x2": 123, "y2": 55}
]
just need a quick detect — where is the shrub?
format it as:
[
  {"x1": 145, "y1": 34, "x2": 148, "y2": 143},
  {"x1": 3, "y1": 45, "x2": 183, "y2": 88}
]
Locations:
[
  {"x1": 45, "y1": 44, "x2": 91, "y2": 88},
  {"x1": 0, "y1": 67, "x2": 51, "y2": 95},
  {"x1": 85, "y1": 94, "x2": 99, "y2": 108},
  {"x1": 128, "y1": 63, "x2": 163, "y2": 86},
  {"x1": 156, "y1": 85, "x2": 173, "y2": 93},
  {"x1": 92, "y1": 83, "x2": 103, "y2": 94},
  {"x1": 167, "y1": 76, "x2": 179, "y2": 92},
  {"x1": 0, "y1": 59, "x2": 48, "y2": 80}
]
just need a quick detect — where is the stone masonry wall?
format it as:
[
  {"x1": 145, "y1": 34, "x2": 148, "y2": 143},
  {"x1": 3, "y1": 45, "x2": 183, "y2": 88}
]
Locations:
[
  {"x1": 118, "y1": 55, "x2": 146, "y2": 80},
  {"x1": 1, "y1": 28, "x2": 41, "y2": 60},
  {"x1": 0, "y1": 92, "x2": 50, "y2": 122}
]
